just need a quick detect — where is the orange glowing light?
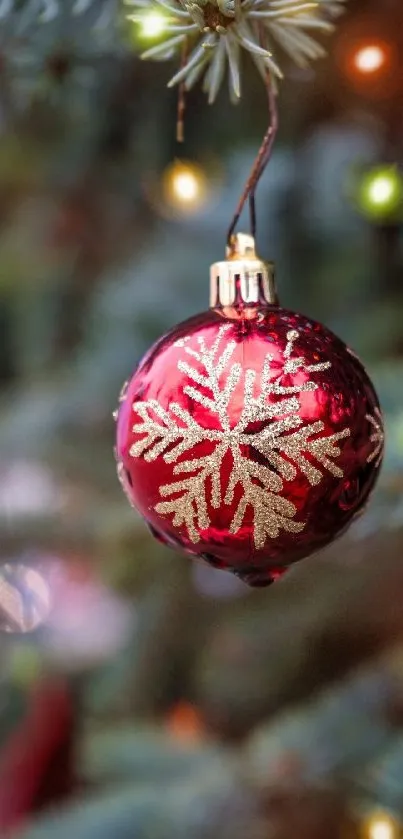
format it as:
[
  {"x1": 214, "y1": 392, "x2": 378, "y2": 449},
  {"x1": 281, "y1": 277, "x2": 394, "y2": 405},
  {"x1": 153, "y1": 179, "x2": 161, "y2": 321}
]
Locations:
[
  {"x1": 166, "y1": 701, "x2": 205, "y2": 743},
  {"x1": 354, "y1": 44, "x2": 386, "y2": 74}
]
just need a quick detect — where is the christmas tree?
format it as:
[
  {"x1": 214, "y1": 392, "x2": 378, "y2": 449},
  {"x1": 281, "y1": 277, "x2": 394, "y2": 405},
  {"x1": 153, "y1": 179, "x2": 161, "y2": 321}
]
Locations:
[{"x1": 0, "y1": 1, "x2": 403, "y2": 837}]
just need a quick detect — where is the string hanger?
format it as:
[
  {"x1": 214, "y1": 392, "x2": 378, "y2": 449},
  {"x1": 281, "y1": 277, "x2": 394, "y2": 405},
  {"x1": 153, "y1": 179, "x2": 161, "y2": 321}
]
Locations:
[{"x1": 227, "y1": 71, "x2": 278, "y2": 248}]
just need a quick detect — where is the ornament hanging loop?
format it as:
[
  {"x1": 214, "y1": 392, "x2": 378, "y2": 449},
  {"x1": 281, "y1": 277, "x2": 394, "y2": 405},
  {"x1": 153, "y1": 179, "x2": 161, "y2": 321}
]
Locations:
[
  {"x1": 176, "y1": 39, "x2": 189, "y2": 143},
  {"x1": 227, "y1": 71, "x2": 278, "y2": 247}
]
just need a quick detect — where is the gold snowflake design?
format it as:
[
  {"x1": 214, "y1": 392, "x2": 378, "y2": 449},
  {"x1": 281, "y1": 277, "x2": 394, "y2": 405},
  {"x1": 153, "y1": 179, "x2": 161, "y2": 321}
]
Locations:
[
  {"x1": 129, "y1": 326, "x2": 350, "y2": 548},
  {"x1": 366, "y1": 407, "x2": 384, "y2": 468},
  {"x1": 126, "y1": 0, "x2": 347, "y2": 102}
]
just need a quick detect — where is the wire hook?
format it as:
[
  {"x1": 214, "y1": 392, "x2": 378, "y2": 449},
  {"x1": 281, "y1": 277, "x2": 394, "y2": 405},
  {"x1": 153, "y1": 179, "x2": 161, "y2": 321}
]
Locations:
[
  {"x1": 227, "y1": 70, "x2": 278, "y2": 247},
  {"x1": 176, "y1": 40, "x2": 189, "y2": 143}
]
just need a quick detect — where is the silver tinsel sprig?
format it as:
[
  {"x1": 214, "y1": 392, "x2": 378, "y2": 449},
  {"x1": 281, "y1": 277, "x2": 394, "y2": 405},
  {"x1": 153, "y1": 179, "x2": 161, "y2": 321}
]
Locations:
[{"x1": 126, "y1": 0, "x2": 347, "y2": 102}]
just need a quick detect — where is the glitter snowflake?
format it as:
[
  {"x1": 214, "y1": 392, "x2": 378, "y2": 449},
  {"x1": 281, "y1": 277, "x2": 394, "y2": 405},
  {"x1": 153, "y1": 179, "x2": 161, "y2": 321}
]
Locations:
[
  {"x1": 129, "y1": 326, "x2": 350, "y2": 549},
  {"x1": 126, "y1": 0, "x2": 347, "y2": 102},
  {"x1": 366, "y1": 407, "x2": 384, "y2": 468}
]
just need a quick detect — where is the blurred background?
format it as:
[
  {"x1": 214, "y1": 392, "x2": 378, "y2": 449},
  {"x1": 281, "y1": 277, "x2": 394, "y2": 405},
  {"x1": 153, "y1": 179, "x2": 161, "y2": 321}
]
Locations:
[{"x1": 0, "y1": 0, "x2": 403, "y2": 837}]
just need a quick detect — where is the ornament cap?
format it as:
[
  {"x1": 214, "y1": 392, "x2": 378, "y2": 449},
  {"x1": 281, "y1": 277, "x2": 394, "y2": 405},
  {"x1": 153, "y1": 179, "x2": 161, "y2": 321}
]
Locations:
[{"x1": 209, "y1": 233, "x2": 278, "y2": 309}]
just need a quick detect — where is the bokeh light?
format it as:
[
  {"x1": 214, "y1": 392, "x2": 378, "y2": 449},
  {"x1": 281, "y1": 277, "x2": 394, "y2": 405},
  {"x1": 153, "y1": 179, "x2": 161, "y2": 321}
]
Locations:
[
  {"x1": 369, "y1": 176, "x2": 395, "y2": 205},
  {"x1": 162, "y1": 160, "x2": 209, "y2": 214},
  {"x1": 336, "y1": 19, "x2": 398, "y2": 99},
  {"x1": 138, "y1": 10, "x2": 167, "y2": 39},
  {"x1": 127, "y1": 8, "x2": 169, "y2": 47},
  {"x1": 362, "y1": 811, "x2": 400, "y2": 839},
  {"x1": 355, "y1": 166, "x2": 403, "y2": 222},
  {"x1": 166, "y1": 701, "x2": 205, "y2": 743},
  {"x1": 354, "y1": 44, "x2": 386, "y2": 74}
]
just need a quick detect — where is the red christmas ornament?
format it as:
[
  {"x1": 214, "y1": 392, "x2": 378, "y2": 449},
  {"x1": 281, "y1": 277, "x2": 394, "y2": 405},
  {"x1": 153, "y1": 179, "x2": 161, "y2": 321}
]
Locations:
[{"x1": 115, "y1": 235, "x2": 384, "y2": 586}]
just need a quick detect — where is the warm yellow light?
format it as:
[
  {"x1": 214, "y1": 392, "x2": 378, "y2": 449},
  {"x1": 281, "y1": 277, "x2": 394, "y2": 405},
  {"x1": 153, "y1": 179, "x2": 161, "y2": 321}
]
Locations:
[
  {"x1": 138, "y1": 10, "x2": 167, "y2": 38},
  {"x1": 353, "y1": 45, "x2": 386, "y2": 74},
  {"x1": 162, "y1": 160, "x2": 209, "y2": 213},
  {"x1": 174, "y1": 171, "x2": 199, "y2": 203},
  {"x1": 362, "y1": 811, "x2": 400, "y2": 839}
]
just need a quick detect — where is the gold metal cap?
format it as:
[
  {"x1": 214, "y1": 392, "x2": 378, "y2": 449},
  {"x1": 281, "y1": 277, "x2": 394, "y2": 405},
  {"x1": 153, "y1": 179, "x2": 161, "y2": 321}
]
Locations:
[{"x1": 209, "y1": 233, "x2": 278, "y2": 309}]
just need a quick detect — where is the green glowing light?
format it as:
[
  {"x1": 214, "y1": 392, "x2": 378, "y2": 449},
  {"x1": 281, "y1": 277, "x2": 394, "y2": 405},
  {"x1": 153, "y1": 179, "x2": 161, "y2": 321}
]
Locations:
[
  {"x1": 357, "y1": 166, "x2": 403, "y2": 221},
  {"x1": 139, "y1": 10, "x2": 167, "y2": 38}
]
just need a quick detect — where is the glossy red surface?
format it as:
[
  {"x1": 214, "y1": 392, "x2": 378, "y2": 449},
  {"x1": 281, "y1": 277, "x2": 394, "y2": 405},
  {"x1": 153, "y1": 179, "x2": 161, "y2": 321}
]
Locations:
[{"x1": 116, "y1": 306, "x2": 384, "y2": 586}]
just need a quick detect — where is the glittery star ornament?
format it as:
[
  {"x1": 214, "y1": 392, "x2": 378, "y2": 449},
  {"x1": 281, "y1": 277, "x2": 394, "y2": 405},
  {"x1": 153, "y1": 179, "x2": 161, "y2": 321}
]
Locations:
[
  {"x1": 115, "y1": 237, "x2": 383, "y2": 587},
  {"x1": 126, "y1": 0, "x2": 347, "y2": 102}
]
